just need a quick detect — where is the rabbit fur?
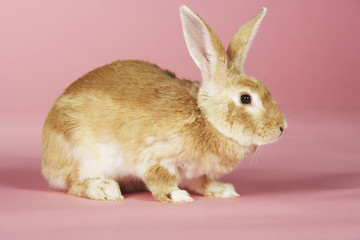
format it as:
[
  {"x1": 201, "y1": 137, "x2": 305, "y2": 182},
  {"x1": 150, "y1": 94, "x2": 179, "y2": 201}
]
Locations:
[{"x1": 41, "y1": 6, "x2": 286, "y2": 202}]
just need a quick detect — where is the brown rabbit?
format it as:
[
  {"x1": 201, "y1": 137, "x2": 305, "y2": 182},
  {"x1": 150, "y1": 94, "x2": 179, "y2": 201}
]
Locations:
[{"x1": 42, "y1": 6, "x2": 286, "y2": 202}]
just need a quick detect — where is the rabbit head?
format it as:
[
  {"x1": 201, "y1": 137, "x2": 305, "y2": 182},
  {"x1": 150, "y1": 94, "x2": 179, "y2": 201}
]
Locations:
[{"x1": 180, "y1": 6, "x2": 287, "y2": 146}]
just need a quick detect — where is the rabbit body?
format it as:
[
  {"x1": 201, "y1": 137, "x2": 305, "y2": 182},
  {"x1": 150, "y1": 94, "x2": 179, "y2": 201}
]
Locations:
[
  {"x1": 42, "y1": 6, "x2": 286, "y2": 202},
  {"x1": 42, "y1": 60, "x2": 254, "y2": 202}
]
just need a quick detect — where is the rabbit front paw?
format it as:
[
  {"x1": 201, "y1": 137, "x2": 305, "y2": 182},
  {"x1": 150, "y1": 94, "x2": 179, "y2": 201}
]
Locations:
[
  {"x1": 85, "y1": 179, "x2": 124, "y2": 201},
  {"x1": 205, "y1": 181, "x2": 240, "y2": 198},
  {"x1": 170, "y1": 190, "x2": 194, "y2": 203}
]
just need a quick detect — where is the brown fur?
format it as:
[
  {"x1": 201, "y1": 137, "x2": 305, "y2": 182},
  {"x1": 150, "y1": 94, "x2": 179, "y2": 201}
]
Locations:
[{"x1": 41, "y1": 6, "x2": 286, "y2": 202}]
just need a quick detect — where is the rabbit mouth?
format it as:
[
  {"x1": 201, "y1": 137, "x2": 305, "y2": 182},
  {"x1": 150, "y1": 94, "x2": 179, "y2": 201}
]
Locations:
[{"x1": 253, "y1": 131, "x2": 284, "y2": 146}]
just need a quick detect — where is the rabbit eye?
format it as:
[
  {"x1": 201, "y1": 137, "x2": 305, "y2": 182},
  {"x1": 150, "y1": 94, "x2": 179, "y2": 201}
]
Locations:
[{"x1": 240, "y1": 94, "x2": 251, "y2": 104}]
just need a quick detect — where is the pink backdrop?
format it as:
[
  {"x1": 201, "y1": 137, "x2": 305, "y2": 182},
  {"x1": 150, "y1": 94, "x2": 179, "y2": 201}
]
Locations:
[
  {"x1": 1, "y1": 1, "x2": 360, "y2": 239},
  {"x1": 1, "y1": 0, "x2": 360, "y2": 113}
]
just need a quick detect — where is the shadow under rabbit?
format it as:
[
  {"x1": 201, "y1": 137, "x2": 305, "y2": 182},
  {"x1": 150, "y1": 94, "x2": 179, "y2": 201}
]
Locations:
[
  {"x1": 2, "y1": 163, "x2": 358, "y2": 201},
  {"x1": 225, "y1": 170, "x2": 360, "y2": 196}
]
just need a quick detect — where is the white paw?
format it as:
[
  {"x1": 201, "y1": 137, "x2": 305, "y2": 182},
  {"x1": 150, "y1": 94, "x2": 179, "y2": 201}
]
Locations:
[
  {"x1": 86, "y1": 179, "x2": 124, "y2": 201},
  {"x1": 205, "y1": 181, "x2": 240, "y2": 198},
  {"x1": 170, "y1": 190, "x2": 194, "y2": 203}
]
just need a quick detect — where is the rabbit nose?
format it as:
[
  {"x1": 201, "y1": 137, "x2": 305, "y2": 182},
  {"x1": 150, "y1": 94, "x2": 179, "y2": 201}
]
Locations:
[
  {"x1": 279, "y1": 119, "x2": 287, "y2": 133},
  {"x1": 280, "y1": 126, "x2": 284, "y2": 132}
]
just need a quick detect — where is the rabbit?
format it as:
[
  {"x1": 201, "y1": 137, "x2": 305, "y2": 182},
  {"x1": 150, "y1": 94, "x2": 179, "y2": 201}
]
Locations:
[{"x1": 41, "y1": 5, "x2": 287, "y2": 203}]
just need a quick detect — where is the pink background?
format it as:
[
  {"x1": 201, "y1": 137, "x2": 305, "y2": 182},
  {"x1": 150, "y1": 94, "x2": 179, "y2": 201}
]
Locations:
[{"x1": 1, "y1": 0, "x2": 359, "y2": 239}]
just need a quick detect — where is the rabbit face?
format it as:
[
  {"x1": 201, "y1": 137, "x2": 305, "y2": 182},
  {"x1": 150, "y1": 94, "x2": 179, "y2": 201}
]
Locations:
[
  {"x1": 228, "y1": 74, "x2": 286, "y2": 146},
  {"x1": 198, "y1": 71, "x2": 286, "y2": 146}
]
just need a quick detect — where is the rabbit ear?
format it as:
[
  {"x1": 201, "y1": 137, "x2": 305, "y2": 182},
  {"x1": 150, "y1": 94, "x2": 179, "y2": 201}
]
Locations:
[
  {"x1": 179, "y1": 6, "x2": 228, "y2": 83},
  {"x1": 226, "y1": 7, "x2": 267, "y2": 74}
]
